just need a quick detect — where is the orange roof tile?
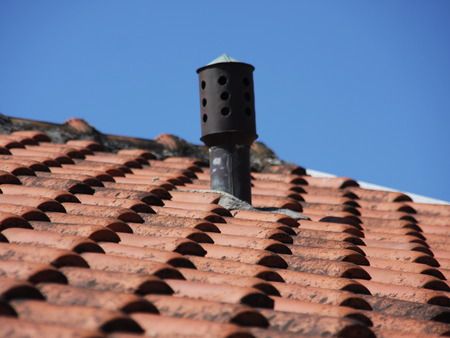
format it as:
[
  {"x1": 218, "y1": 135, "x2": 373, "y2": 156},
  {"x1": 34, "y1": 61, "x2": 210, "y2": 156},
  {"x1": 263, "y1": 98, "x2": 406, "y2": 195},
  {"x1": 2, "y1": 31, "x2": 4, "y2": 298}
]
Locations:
[{"x1": 0, "y1": 118, "x2": 449, "y2": 337}]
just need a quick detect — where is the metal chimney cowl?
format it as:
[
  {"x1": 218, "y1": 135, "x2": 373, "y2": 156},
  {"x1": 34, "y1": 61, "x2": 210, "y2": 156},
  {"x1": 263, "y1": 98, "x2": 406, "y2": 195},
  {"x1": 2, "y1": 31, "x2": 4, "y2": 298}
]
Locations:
[{"x1": 197, "y1": 54, "x2": 258, "y2": 203}]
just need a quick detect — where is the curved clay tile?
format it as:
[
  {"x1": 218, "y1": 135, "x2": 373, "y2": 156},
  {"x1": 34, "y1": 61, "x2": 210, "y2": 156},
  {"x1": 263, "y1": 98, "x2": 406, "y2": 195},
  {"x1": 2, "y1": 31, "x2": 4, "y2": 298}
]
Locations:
[
  {"x1": 0, "y1": 260, "x2": 67, "y2": 284},
  {"x1": 0, "y1": 138, "x2": 24, "y2": 149},
  {"x1": 75, "y1": 194, "x2": 154, "y2": 214},
  {"x1": 272, "y1": 282, "x2": 371, "y2": 310},
  {"x1": 25, "y1": 145, "x2": 85, "y2": 159},
  {"x1": 163, "y1": 156, "x2": 206, "y2": 166},
  {"x1": 249, "y1": 187, "x2": 304, "y2": 201},
  {"x1": 214, "y1": 223, "x2": 294, "y2": 244},
  {"x1": 139, "y1": 214, "x2": 219, "y2": 232},
  {"x1": 94, "y1": 188, "x2": 164, "y2": 206},
  {"x1": 251, "y1": 195, "x2": 303, "y2": 212},
  {"x1": 131, "y1": 166, "x2": 197, "y2": 179},
  {"x1": 45, "y1": 212, "x2": 131, "y2": 233},
  {"x1": 0, "y1": 211, "x2": 31, "y2": 230},
  {"x1": 360, "y1": 293, "x2": 450, "y2": 323},
  {"x1": 145, "y1": 294, "x2": 269, "y2": 327},
  {"x1": 294, "y1": 227, "x2": 364, "y2": 245},
  {"x1": 251, "y1": 172, "x2": 307, "y2": 185},
  {"x1": 163, "y1": 279, "x2": 274, "y2": 309},
  {"x1": 117, "y1": 149, "x2": 156, "y2": 160},
  {"x1": 148, "y1": 159, "x2": 203, "y2": 172},
  {"x1": 0, "y1": 154, "x2": 61, "y2": 167},
  {"x1": 124, "y1": 222, "x2": 211, "y2": 242},
  {"x1": 0, "y1": 276, "x2": 44, "y2": 301},
  {"x1": 0, "y1": 134, "x2": 37, "y2": 145},
  {"x1": 0, "y1": 243, "x2": 88, "y2": 268},
  {"x1": 0, "y1": 203, "x2": 49, "y2": 221},
  {"x1": 152, "y1": 206, "x2": 225, "y2": 223},
  {"x1": 2, "y1": 228, "x2": 103, "y2": 254},
  {"x1": 299, "y1": 185, "x2": 357, "y2": 198},
  {"x1": 362, "y1": 237, "x2": 429, "y2": 251},
  {"x1": 405, "y1": 201, "x2": 450, "y2": 217},
  {"x1": 169, "y1": 190, "x2": 222, "y2": 204},
  {"x1": 290, "y1": 236, "x2": 364, "y2": 254},
  {"x1": 0, "y1": 195, "x2": 65, "y2": 212},
  {"x1": 0, "y1": 184, "x2": 78, "y2": 203},
  {"x1": 287, "y1": 247, "x2": 369, "y2": 266},
  {"x1": 257, "y1": 308, "x2": 374, "y2": 337},
  {"x1": 301, "y1": 176, "x2": 359, "y2": 189},
  {"x1": 357, "y1": 279, "x2": 450, "y2": 306},
  {"x1": 80, "y1": 252, "x2": 184, "y2": 280},
  {"x1": 360, "y1": 266, "x2": 449, "y2": 291},
  {"x1": 116, "y1": 232, "x2": 206, "y2": 257},
  {"x1": 48, "y1": 167, "x2": 114, "y2": 181},
  {"x1": 275, "y1": 269, "x2": 370, "y2": 294},
  {"x1": 11, "y1": 130, "x2": 51, "y2": 142},
  {"x1": 345, "y1": 187, "x2": 412, "y2": 202},
  {"x1": 272, "y1": 296, "x2": 372, "y2": 327},
  {"x1": 251, "y1": 179, "x2": 306, "y2": 193},
  {"x1": 101, "y1": 181, "x2": 172, "y2": 198},
  {"x1": 36, "y1": 172, "x2": 104, "y2": 187},
  {"x1": 130, "y1": 313, "x2": 253, "y2": 338},
  {"x1": 30, "y1": 221, "x2": 120, "y2": 243},
  {"x1": 178, "y1": 268, "x2": 280, "y2": 296},
  {"x1": 17, "y1": 176, "x2": 94, "y2": 194},
  {"x1": 359, "y1": 246, "x2": 439, "y2": 267},
  {"x1": 10, "y1": 299, "x2": 144, "y2": 333},
  {"x1": 201, "y1": 243, "x2": 288, "y2": 268},
  {"x1": 297, "y1": 220, "x2": 363, "y2": 237},
  {"x1": 231, "y1": 210, "x2": 299, "y2": 227},
  {"x1": 281, "y1": 255, "x2": 370, "y2": 279},
  {"x1": 37, "y1": 283, "x2": 158, "y2": 314},
  {"x1": 206, "y1": 232, "x2": 291, "y2": 254},
  {"x1": 66, "y1": 139, "x2": 104, "y2": 151},
  {"x1": 365, "y1": 311, "x2": 450, "y2": 336},
  {"x1": 161, "y1": 200, "x2": 231, "y2": 216},
  {"x1": 0, "y1": 169, "x2": 21, "y2": 184},
  {"x1": 62, "y1": 203, "x2": 144, "y2": 223},
  {"x1": 114, "y1": 175, "x2": 185, "y2": 186},
  {"x1": 263, "y1": 164, "x2": 306, "y2": 176},
  {"x1": 187, "y1": 256, "x2": 283, "y2": 282},
  {"x1": 36, "y1": 142, "x2": 94, "y2": 155},
  {"x1": 84, "y1": 154, "x2": 145, "y2": 168},
  {"x1": 99, "y1": 242, "x2": 195, "y2": 268},
  {"x1": 9, "y1": 148, "x2": 74, "y2": 164},
  {"x1": 0, "y1": 158, "x2": 49, "y2": 172},
  {"x1": 0, "y1": 162, "x2": 35, "y2": 176},
  {"x1": 60, "y1": 267, "x2": 173, "y2": 295},
  {"x1": 62, "y1": 162, "x2": 128, "y2": 176},
  {"x1": 0, "y1": 317, "x2": 104, "y2": 338}
]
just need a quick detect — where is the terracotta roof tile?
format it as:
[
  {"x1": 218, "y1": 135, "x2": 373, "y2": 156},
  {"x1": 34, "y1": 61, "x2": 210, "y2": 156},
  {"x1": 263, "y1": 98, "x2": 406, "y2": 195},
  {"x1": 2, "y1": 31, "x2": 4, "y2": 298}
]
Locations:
[
  {"x1": 0, "y1": 122, "x2": 448, "y2": 337},
  {"x1": 37, "y1": 283, "x2": 158, "y2": 313},
  {"x1": 0, "y1": 261, "x2": 67, "y2": 284},
  {"x1": 0, "y1": 317, "x2": 104, "y2": 338},
  {"x1": 130, "y1": 313, "x2": 253, "y2": 338},
  {"x1": 10, "y1": 299, "x2": 144, "y2": 333},
  {"x1": 0, "y1": 184, "x2": 79, "y2": 203},
  {"x1": 258, "y1": 309, "x2": 374, "y2": 337},
  {"x1": 11, "y1": 130, "x2": 51, "y2": 142},
  {"x1": 60, "y1": 267, "x2": 173, "y2": 295},
  {"x1": 145, "y1": 294, "x2": 268, "y2": 327}
]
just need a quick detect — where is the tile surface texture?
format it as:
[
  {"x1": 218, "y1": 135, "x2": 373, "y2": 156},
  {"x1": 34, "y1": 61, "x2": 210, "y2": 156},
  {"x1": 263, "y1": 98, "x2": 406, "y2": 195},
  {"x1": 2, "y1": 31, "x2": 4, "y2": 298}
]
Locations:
[{"x1": 0, "y1": 120, "x2": 449, "y2": 337}]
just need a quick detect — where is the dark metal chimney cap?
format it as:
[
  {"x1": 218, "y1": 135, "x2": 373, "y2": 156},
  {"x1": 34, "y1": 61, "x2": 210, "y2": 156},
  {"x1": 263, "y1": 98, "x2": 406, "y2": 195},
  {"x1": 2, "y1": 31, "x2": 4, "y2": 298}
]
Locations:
[{"x1": 196, "y1": 53, "x2": 255, "y2": 73}]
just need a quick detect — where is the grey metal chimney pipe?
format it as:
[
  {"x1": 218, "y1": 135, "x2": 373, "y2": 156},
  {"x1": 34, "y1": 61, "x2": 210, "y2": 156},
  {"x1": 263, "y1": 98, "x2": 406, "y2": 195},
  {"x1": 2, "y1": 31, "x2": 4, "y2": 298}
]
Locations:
[{"x1": 197, "y1": 54, "x2": 257, "y2": 203}]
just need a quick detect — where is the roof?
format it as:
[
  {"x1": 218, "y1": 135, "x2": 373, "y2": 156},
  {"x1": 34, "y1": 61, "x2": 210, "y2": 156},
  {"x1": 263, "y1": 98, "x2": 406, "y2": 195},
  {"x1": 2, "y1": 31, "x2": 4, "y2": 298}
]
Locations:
[{"x1": 0, "y1": 115, "x2": 449, "y2": 337}]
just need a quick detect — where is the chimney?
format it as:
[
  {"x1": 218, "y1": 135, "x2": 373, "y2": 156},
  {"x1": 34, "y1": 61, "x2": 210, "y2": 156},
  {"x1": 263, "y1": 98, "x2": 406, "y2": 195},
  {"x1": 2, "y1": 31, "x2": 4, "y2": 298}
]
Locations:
[{"x1": 197, "y1": 54, "x2": 257, "y2": 203}]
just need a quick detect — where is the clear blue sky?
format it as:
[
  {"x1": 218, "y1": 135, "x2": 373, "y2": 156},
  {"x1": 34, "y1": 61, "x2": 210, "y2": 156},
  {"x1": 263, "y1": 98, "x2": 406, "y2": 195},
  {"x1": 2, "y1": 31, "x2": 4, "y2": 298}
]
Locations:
[{"x1": 1, "y1": 1, "x2": 449, "y2": 202}]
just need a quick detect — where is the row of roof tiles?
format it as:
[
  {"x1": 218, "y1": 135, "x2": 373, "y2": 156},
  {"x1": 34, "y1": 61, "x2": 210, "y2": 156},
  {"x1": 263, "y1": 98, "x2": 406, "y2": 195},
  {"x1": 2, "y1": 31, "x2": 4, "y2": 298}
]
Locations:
[{"x1": 0, "y1": 128, "x2": 449, "y2": 337}]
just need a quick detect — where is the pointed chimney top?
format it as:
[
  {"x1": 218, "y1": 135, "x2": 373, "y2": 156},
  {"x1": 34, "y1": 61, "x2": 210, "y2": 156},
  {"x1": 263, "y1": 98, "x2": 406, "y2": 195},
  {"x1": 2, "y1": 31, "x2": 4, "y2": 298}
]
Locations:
[{"x1": 207, "y1": 53, "x2": 239, "y2": 65}]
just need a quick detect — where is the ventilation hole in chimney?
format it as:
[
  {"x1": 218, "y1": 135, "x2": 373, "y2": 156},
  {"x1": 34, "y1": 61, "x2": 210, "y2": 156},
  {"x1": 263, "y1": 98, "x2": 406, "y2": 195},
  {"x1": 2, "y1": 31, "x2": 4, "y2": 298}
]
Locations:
[
  {"x1": 221, "y1": 107, "x2": 230, "y2": 116},
  {"x1": 201, "y1": 81, "x2": 206, "y2": 89},
  {"x1": 245, "y1": 108, "x2": 252, "y2": 116},
  {"x1": 244, "y1": 92, "x2": 251, "y2": 101},
  {"x1": 218, "y1": 76, "x2": 227, "y2": 85},
  {"x1": 243, "y1": 77, "x2": 250, "y2": 86},
  {"x1": 220, "y1": 92, "x2": 229, "y2": 100},
  {"x1": 202, "y1": 114, "x2": 208, "y2": 123},
  {"x1": 202, "y1": 98, "x2": 207, "y2": 107}
]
